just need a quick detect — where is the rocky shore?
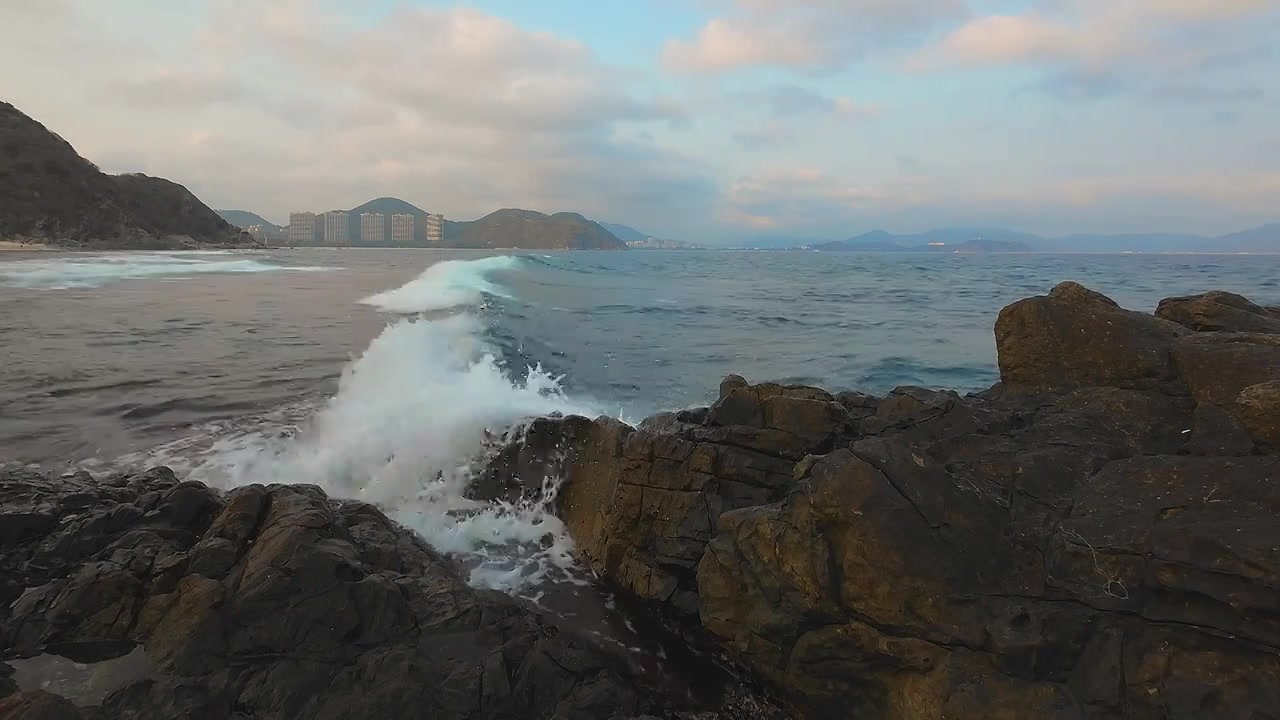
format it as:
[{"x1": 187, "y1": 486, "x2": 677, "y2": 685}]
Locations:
[{"x1": 4, "y1": 283, "x2": 1279, "y2": 719}]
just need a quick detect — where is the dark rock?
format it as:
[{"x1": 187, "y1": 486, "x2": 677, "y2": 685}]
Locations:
[
  {"x1": 1235, "y1": 380, "x2": 1280, "y2": 451},
  {"x1": 1186, "y1": 402, "x2": 1255, "y2": 456},
  {"x1": 995, "y1": 281, "x2": 1188, "y2": 392},
  {"x1": 0, "y1": 690, "x2": 85, "y2": 719},
  {"x1": 549, "y1": 379, "x2": 863, "y2": 613},
  {"x1": 698, "y1": 441, "x2": 1280, "y2": 718},
  {"x1": 1156, "y1": 290, "x2": 1280, "y2": 333},
  {"x1": 470, "y1": 415, "x2": 596, "y2": 503},
  {"x1": 0, "y1": 468, "x2": 680, "y2": 720},
  {"x1": 719, "y1": 374, "x2": 748, "y2": 399},
  {"x1": 1172, "y1": 332, "x2": 1280, "y2": 408}
]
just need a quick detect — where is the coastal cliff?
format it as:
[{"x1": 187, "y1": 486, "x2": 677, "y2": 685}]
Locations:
[
  {"x1": 3, "y1": 284, "x2": 1279, "y2": 718},
  {"x1": 0, "y1": 102, "x2": 254, "y2": 250}
]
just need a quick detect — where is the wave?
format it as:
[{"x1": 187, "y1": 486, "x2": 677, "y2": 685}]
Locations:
[
  {"x1": 0, "y1": 253, "x2": 332, "y2": 289},
  {"x1": 360, "y1": 255, "x2": 523, "y2": 313},
  {"x1": 158, "y1": 256, "x2": 597, "y2": 593}
]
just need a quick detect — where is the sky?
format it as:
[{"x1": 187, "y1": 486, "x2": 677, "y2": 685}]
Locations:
[{"x1": 1, "y1": 0, "x2": 1278, "y2": 243}]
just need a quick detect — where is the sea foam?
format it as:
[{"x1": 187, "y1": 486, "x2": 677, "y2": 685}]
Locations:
[
  {"x1": 166, "y1": 255, "x2": 597, "y2": 592},
  {"x1": 0, "y1": 252, "x2": 331, "y2": 289}
]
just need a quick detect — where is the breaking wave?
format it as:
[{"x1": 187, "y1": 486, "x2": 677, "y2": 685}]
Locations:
[
  {"x1": 163, "y1": 255, "x2": 598, "y2": 592},
  {"x1": 0, "y1": 252, "x2": 332, "y2": 289},
  {"x1": 360, "y1": 255, "x2": 523, "y2": 312}
]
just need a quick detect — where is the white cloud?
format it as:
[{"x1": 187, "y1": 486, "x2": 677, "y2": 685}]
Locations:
[
  {"x1": 664, "y1": 0, "x2": 966, "y2": 72},
  {"x1": 0, "y1": 1, "x2": 715, "y2": 235},
  {"x1": 912, "y1": 0, "x2": 1280, "y2": 72},
  {"x1": 723, "y1": 165, "x2": 1280, "y2": 233}
]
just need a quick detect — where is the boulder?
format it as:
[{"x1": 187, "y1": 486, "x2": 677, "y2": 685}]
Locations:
[
  {"x1": 697, "y1": 443, "x2": 1280, "y2": 719},
  {"x1": 1172, "y1": 332, "x2": 1280, "y2": 408},
  {"x1": 549, "y1": 378, "x2": 856, "y2": 613},
  {"x1": 1236, "y1": 380, "x2": 1280, "y2": 450},
  {"x1": 995, "y1": 281, "x2": 1188, "y2": 392},
  {"x1": 0, "y1": 690, "x2": 85, "y2": 719},
  {"x1": 1156, "y1": 290, "x2": 1280, "y2": 334},
  {"x1": 0, "y1": 468, "x2": 682, "y2": 720}
]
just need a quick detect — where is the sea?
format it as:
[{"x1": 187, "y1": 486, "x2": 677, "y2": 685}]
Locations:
[{"x1": 2, "y1": 249, "x2": 1278, "y2": 595}]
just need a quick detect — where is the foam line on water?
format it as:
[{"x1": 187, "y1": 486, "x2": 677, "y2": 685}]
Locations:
[{"x1": 0, "y1": 253, "x2": 332, "y2": 289}]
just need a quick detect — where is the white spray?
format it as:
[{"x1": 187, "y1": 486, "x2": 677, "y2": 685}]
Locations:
[{"x1": 170, "y1": 256, "x2": 597, "y2": 592}]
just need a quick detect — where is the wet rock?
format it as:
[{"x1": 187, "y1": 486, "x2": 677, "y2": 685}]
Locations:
[
  {"x1": 1235, "y1": 380, "x2": 1280, "y2": 451},
  {"x1": 0, "y1": 690, "x2": 85, "y2": 719},
  {"x1": 0, "y1": 468, "x2": 679, "y2": 720},
  {"x1": 470, "y1": 414, "x2": 596, "y2": 503},
  {"x1": 995, "y1": 281, "x2": 1189, "y2": 392},
  {"x1": 1156, "y1": 290, "x2": 1280, "y2": 333}
]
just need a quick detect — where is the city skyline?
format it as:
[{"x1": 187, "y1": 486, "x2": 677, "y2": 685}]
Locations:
[{"x1": 279, "y1": 208, "x2": 445, "y2": 246}]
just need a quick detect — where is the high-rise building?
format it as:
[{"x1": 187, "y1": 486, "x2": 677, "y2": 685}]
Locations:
[
  {"x1": 288, "y1": 212, "x2": 317, "y2": 246},
  {"x1": 360, "y1": 213, "x2": 386, "y2": 245},
  {"x1": 323, "y1": 211, "x2": 350, "y2": 246},
  {"x1": 391, "y1": 213, "x2": 415, "y2": 245},
  {"x1": 425, "y1": 213, "x2": 444, "y2": 245}
]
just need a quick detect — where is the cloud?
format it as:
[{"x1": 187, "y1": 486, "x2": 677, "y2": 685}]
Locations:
[
  {"x1": 722, "y1": 165, "x2": 1280, "y2": 234},
  {"x1": 0, "y1": 1, "x2": 716, "y2": 236},
  {"x1": 911, "y1": 0, "x2": 1278, "y2": 101},
  {"x1": 664, "y1": 0, "x2": 966, "y2": 73},
  {"x1": 729, "y1": 85, "x2": 883, "y2": 120}
]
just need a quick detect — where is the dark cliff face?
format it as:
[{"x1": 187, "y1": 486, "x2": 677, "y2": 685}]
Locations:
[
  {"x1": 451, "y1": 208, "x2": 627, "y2": 250},
  {"x1": 0, "y1": 102, "x2": 251, "y2": 250}
]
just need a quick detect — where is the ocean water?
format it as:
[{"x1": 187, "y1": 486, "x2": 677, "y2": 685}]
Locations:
[{"x1": 2, "y1": 248, "x2": 1279, "y2": 594}]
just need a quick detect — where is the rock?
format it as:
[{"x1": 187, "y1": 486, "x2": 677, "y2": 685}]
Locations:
[
  {"x1": 0, "y1": 468, "x2": 681, "y2": 720},
  {"x1": 719, "y1": 374, "x2": 748, "y2": 399},
  {"x1": 995, "y1": 281, "x2": 1188, "y2": 392},
  {"x1": 0, "y1": 690, "x2": 85, "y2": 719},
  {"x1": 470, "y1": 415, "x2": 596, "y2": 503},
  {"x1": 548, "y1": 379, "x2": 860, "y2": 613},
  {"x1": 1172, "y1": 332, "x2": 1280, "y2": 408},
  {"x1": 698, "y1": 441, "x2": 1280, "y2": 718},
  {"x1": 1156, "y1": 291, "x2": 1280, "y2": 333},
  {"x1": 1236, "y1": 380, "x2": 1280, "y2": 450},
  {"x1": 1186, "y1": 402, "x2": 1255, "y2": 456}
]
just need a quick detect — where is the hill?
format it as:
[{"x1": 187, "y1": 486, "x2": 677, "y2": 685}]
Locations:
[
  {"x1": 451, "y1": 209, "x2": 626, "y2": 250},
  {"x1": 799, "y1": 225, "x2": 1280, "y2": 253},
  {"x1": 599, "y1": 222, "x2": 649, "y2": 242},
  {"x1": 218, "y1": 210, "x2": 280, "y2": 231},
  {"x1": 0, "y1": 102, "x2": 252, "y2": 250},
  {"x1": 1214, "y1": 223, "x2": 1280, "y2": 253}
]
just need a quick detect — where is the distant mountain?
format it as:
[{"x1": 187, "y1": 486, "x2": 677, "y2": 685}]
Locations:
[
  {"x1": 348, "y1": 197, "x2": 426, "y2": 217},
  {"x1": 812, "y1": 228, "x2": 1033, "y2": 253},
  {"x1": 218, "y1": 210, "x2": 280, "y2": 231},
  {"x1": 0, "y1": 101, "x2": 253, "y2": 250},
  {"x1": 790, "y1": 225, "x2": 1280, "y2": 253},
  {"x1": 452, "y1": 209, "x2": 626, "y2": 250},
  {"x1": 599, "y1": 222, "x2": 650, "y2": 242},
  {"x1": 626, "y1": 238, "x2": 703, "y2": 250},
  {"x1": 1040, "y1": 233, "x2": 1207, "y2": 253},
  {"x1": 1214, "y1": 223, "x2": 1280, "y2": 253},
  {"x1": 734, "y1": 234, "x2": 833, "y2": 250}
]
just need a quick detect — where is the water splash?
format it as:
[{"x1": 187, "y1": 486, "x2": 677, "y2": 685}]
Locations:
[{"x1": 161, "y1": 256, "x2": 596, "y2": 592}]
